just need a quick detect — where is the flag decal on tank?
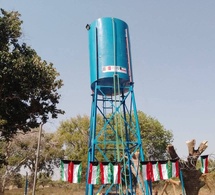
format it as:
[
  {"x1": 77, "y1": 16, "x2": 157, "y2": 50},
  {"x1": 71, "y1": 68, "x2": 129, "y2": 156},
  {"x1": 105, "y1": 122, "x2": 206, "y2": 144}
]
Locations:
[{"x1": 102, "y1": 66, "x2": 127, "y2": 74}]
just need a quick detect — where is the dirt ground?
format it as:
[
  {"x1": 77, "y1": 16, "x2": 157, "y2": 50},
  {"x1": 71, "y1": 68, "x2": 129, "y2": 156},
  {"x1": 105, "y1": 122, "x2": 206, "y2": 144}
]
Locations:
[
  {"x1": 4, "y1": 174, "x2": 215, "y2": 195},
  {"x1": 4, "y1": 185, "x2": 215, "y2": 195}
]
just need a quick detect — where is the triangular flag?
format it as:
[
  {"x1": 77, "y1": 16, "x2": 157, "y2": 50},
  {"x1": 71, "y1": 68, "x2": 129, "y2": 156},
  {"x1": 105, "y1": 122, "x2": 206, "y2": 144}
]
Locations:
[
  {"x1": 151, "y1": 161, "x2": 160, "y2": 181},
  {"x1": 60, "y1": 160, "x2": 71, "y2": 182},
  {"x1": 201, "y1": 155, "x2": 209, "y2": 173},
  {"x1": 169, "y1": 159, "x2": 179, "y2": 178},
  {"x1": 141, "y1": 161, "x2": 151, "y2": 181},
  {"x1": 100, "y1": 162, "x2": 112, "y2": 184},
  {"x1": 158, "y1": 161, "x2": 169, "y2": 180},
  {"x1": 112, "y1": 162, "x2": 121, "y2": 184},
  {"x1": 88, "y1": 162, "x2": 100, "y2": 184}
]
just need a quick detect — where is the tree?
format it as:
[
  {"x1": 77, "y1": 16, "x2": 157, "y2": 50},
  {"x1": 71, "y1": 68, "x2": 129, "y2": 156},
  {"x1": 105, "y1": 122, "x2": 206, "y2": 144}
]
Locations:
[
  {"x1": 0, "y1": 129, "x2": 64, "y2": 192},
  {"x1": 56, "y1": 112, "x2": 173, "y2": 180},
  {"x1": 138, "y1": 111, "x2": 173, "y2": 160},
  {"x1": 167, "y1": 139, "x2": 208, "y2": 195},
  {"x1": 56, "y1": 115, "x2": 90, "y2": 172},
  {"x1": 0, "y1": 9, "x2": 64, "y2": 139}
]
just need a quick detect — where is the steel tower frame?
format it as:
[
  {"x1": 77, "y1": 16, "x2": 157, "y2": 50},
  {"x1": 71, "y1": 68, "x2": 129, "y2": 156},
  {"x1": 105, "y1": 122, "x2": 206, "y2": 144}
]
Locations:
[{"x1": 85, "y1": 81, "x2": 146, "y2": 195}]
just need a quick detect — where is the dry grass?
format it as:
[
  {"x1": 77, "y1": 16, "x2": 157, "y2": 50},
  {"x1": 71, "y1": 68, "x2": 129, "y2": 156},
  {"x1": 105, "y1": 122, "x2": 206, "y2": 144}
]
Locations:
[
  {"x1": 5, "y1": 173, "x2": 215, "y2": 195},
  {"x1": 4, "y1": 185, "x2": 86, "y2": 195},
  {"x1": 4, "y1": 183, "x2": 86, "y2": 195}
]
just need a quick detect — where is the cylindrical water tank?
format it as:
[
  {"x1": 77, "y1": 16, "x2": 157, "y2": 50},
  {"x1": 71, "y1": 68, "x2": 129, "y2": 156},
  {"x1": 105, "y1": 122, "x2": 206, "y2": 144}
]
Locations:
[{"x1": 87, "y1": 17, "x2": 133, "y2": 95}]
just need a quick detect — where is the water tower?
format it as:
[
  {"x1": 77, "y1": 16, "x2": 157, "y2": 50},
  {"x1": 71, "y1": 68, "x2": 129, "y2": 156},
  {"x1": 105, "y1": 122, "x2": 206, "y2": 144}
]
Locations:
[{"x1": 86, "y1": 17, "x2": 146, "y2": 195}]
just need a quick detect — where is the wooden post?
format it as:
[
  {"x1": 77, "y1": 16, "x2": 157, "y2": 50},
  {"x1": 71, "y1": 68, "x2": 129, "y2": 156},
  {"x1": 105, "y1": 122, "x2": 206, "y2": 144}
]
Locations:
[{"x1": 32, "y1": 123, "x2": 43, "y2": 195}]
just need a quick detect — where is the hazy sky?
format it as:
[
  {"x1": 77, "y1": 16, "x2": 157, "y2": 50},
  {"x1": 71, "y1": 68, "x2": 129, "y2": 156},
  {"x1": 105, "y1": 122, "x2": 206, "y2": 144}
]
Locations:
[{"x1": 1, "y1": 0, "x2": 215, "y2": 158}]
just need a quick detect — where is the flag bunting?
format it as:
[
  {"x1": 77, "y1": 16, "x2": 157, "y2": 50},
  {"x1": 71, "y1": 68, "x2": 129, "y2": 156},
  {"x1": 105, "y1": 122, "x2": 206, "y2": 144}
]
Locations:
[
  {"x1": 61, "y1": 160, "x2": 82, "y2": 183},
  {"x1": 141, "y1": 160, "x2": 179, "y2": 181},
  {"x1": 88, "y1": 162, "x2": 121, "y2": 184},
  {"x1": 61, "y1": 154, "x2": 211, "y2": 184}
]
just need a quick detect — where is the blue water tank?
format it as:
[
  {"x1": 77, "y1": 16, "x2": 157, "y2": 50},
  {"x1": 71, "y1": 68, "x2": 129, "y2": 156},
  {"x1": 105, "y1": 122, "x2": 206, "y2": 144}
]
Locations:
[{"x1": 87, "y1": 17, "x2": 133, "y2": 95}]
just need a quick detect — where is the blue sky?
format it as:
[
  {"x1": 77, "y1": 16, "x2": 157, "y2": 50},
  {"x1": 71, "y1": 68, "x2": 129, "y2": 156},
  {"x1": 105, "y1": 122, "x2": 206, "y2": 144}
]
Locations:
[{"x1": 1, "y1": 0, "x2": 215, "y2": 158}]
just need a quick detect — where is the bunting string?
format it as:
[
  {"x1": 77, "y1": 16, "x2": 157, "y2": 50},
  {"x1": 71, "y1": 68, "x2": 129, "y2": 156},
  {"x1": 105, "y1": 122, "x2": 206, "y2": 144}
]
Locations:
[{"x1": 60, "y1": 154, "x2": 215, "y2": 184}]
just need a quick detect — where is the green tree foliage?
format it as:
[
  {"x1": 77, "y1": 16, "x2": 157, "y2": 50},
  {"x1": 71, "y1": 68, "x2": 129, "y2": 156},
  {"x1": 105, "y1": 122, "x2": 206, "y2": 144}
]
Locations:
[
  {"x1": 9, "y1": 173, "x2": 24, "y2": 188},
  {"x1": 56, "y1": 115, "x2": 90, "y2": 170},
  {"x1": 0, "y1": 129, "x2": 64, "y2": 191},
  {"x1": 37, "y1": 172, "x2": 52, "y2": 187},
  {"x1": 56, "y1": 112, "x2": 173, "y2": 170},
  {"x1": 138, "y1": 111, "x2": 173, "y2": 160},
  {"x1": 0, "y1": 9, "x2": 64, "y2": 139},
  {"x1": 0, "y1": 149, "x2": 6, "y2": 168}
]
